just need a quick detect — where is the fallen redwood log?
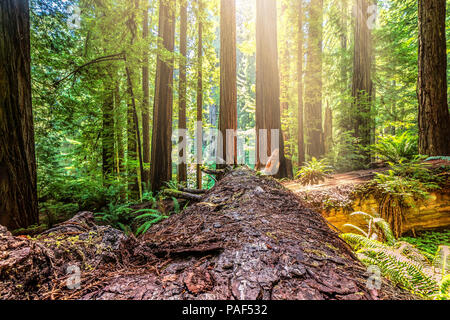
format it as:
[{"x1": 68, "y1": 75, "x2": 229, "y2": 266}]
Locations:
[
  {"x1": 0, "y1": 168, "x2": 415, "y2": 300},
  {"x1": 82, "y1": 168, "x2": 415, "y2": 300}
]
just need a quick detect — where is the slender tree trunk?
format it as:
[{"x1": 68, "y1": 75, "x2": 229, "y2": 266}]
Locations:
[
  {"x1": 352, "y1": 0, "x2": 373, "y2": 163},
  {"x1": 102, "y1": 82, "x2": 115, "y2": 185},
  {"x1": 304, "y1": 0, "x2": 324, "y2": 159},
  {"x1": 150, "y1": 0, "x2": 175, "y2": 192},
  {"x1": 256, "y1": 0, "x2": 289, "y2": 178},
  {"x1": 219, "y1": 0, "x2": 237, "y2": 167},
  {"x1": 340, "y1": 0, "x2": 351, "y2": 132},
  {"x1": 297, "y1": 0, "x2": 305, "y2": 166},
  {"x1": 417, "y1": 0, "x2": 450, "y2": 156},
  {"x1": 114, "y1": 81, "x2": 126, "y2": 200},
  {"x1": 178, "y1": 0, "x2": 188, "y2": 185},
  {"x1": 0, "y1": 0, "x2": 38, "y2": 230},
  {"x1": 324, "y1": 103, "x2": 333, "y2": 154},
  {"x1": 196, "y1": 0, "x2": 203, "y2": 189},
  {"x1": 142, "y1": 1, "x2": 151, "y2": 187},
  {"x1": 127, "y1": 0, "x2": 139, "y2": 199},
  {"x1": 280, "y1": 3, "x2": 293, "y2": 178}
]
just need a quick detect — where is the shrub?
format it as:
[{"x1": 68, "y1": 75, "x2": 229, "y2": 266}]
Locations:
[
  {"x1": 296, "y1": 157, "x2": 332, "y2": 185},
  {"x1": 371, "y1": 132, "x2": 418, "y2": 163}
]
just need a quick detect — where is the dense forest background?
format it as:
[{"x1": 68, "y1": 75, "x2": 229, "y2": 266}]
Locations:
[{"x1": 2, "y1": 0, "x2": 449, "y2": 226}]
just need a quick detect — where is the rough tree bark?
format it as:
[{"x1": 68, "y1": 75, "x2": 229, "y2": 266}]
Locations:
[
  {"x1": 178, "y1": 0, "x2": 188, "y2": 185},
  {"x1": 142, "y1": 0, "x2": 151, "y2": 185},
  {"x1": 196, "y1": 0, "x2": 203, "y2": 189},
  {"x1": 127, "y1": 0, "x2": 140, "y2": 199},
  {"x1": 219, "y1": 0, "x2": 237, "y2": 167},
  {"x1": 297, "y1": 0, "x2": 305, "y2": 166},
  {"x1": 352, "y1": 0, "x2": 373, "y2": 163},
  {"x1": 0, "y1": 0, "x2": 38, "y2": 230},
  {"x1": 304, "y1": 0, "x2": 324, "y2": 159},
  {"x1": 102, "y1": 81, "x2": 115, "y2": 185},
  {"x1": 150, "y1": 0, "x2": 175, "y2": 192},
  {"x1": 417, "y1": 0, "x2": 450, "y2": 156},
  {"x1": 256, "y1": 0, "x2": 289, "y2": 178}
]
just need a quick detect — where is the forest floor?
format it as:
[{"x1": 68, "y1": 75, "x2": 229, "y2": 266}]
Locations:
[
  {"x1": 0, "y1": 168, "x2": 416, "y2": 300},
  {"x1": 283, "y1": 159, "x2": 450, "y2": 213}
]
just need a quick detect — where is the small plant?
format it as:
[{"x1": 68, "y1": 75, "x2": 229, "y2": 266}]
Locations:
[
  {"x1": 342, "y1": 212, "x2": 449, "y2": 299},
  {"x1": 371, "y1": 132, "x2": 418, "y2": 163},
  {"x1": 296, "y1": 157, "x2": 332, "y2": 185},
  {"x1": 134, "y1": 209, "x2": 169, "y2": 236}
]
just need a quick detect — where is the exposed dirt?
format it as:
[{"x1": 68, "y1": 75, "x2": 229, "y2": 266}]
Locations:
[{"x1": 0, "y1": 168, "x2": 416, "y2": 300}]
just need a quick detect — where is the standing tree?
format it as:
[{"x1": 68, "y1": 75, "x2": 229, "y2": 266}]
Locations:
[
  {"x1": 297, "y1": 0, "x2": 305, "y2": 166},
  {"x1": 142, "y1": 1, "x2": 151, "y2": 185},
  {"x1": 352, "y1": 0, "x2": 374, "y2": 163},
  {"x1": 0, "y1": 0, "x2": 38, "y2": 229},
  {"x1": 417, "y1": 0, "x2": 450, "y2": 156},
  {"x1": 178, "y1": 0, "x2": 188, "y2": 184},
  {"x1": 102, "y1": 81, "x2": 115, "y2": 185},
  {"x1": 256, "y1": 0, "x2": 289, "y2": 178},
  {"x1": 304, "y1": 0, "x2": 324, "y2": 159},
  {"x1": 150, "y1": 0, "x2": 175, "y2": 191},
  {"x1": 127, "y1": 0, "x2": 140, "y2": 198},
  {"x1": 219, "y1": 0, "x2": 237, "y2": 166},
  {"x1": 196, "y1": 0, "x2": 203, "y2": 188}
]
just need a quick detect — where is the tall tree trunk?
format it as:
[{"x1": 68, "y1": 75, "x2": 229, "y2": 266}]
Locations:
[
  {"x1": 418, "y1": 0, "x2": 450, "y2": 156},
  {"x1": 256, "y1": 0, "x2": 289, "y2": 178},
  {"x1": 178, "y1": 0, "x2": 188, "y2": 185},
  {"x1": 219, "y1": 0, "x2": 237, "y2": 167},
  {"x1": 196, "y1": 0, "x2": 203, "y2": 189},
  {"x1": 0, "y1": 0, "x2": 38, "y2": 230},
  {"x1": 352, "y1": 0, "x2": 373, "y2": 163},
  {"x1": 339, "y1": 0, "x2": 351, "y2": 132},
  {"x1": 297, "y1": 0, "x2": 305, "y2": 166},
  {"x1": 280, "y1": 3, "x2": 293, "y2": 178},
  {"x1": 127, "y1": 0, "x2": 139, "y2": 199},
  {"x1": 114, "y1": 81, "x2": 126, "y2": 200},
  {"x1": 142, "y1": 1, "x2": 151, "y2": 187},
  {"x1": 324, "y1": 103, "x2": 333, "y2": 154},
  {"x1": 102, "y1": 82, "x2": 115, "y2": 185},
  {"x1": 150, "y1": 0, "x2": 175, "y2": 192},
  {"x1": 304, "y1": 0, "x2": 324, "y2": 159}
]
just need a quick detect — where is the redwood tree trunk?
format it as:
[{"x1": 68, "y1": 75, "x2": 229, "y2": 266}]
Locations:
[
  {"x1": 219, "y1": 0, "x2": 237, "y2": 166},
  {"x1": 417, "y1": 0, "x2": 450, "y2": 156},
  {"x1": 304, "y1": 0, "x2": 324, "y2": 159},
  {"x1": 352, "y1": 0, "x2": 373, "y2": 163},
  {"x1": 297, "y1": 0, "x2": 305, "y2": 166},
  {"x1": 196, "y1": 0, "x2": 203, "y2": 189},
  {"x1": 102, "y1": 82, "x2": 115, "y2": 185},
  {"x1": 0, "y1": 0, "x2": 38, "y2": 230},
  {"x1": 256, "y1": 0, "x2": 289, "y2": 178},
  {"x1": 127, "y1": 0, "x2": 139, "y2": 199},
  {"x1": 178, "y1": 0, "x2": 188, "y2": 184},
  {"x1": 142, "y1": 1, "x2": 151, "y2": 186},
  {"x1": 150, "y1": 0, "x2": 175, "y2": 192}
]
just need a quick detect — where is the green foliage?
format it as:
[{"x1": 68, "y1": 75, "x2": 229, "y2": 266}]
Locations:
[
  {"x1": 401, "y1": 230, "x2": 450, "y2": 256},
  {"x1": 135, "y1": 209, "x2": 169, "y2": 236},
  {"x1": 371, "y1": 132, "x2": 418, "y2": 163},
  {"x1": 341, "y1": 212, "x2": 449, "y2": 299},
  {"x1": 370, "y1": 158, "x2": 440, "y2": 238},
  {"x1": 295, "y1": 158, "x2": 332, "y2": 185}
]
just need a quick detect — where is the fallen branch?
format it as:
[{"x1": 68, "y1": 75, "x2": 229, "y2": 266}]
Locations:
[
  {"x1": 163, "y1": 189, "x2": 203, "y2": 202},
  {"x1": 178, "y1": 186, "x2": 207, "y2": 194}
]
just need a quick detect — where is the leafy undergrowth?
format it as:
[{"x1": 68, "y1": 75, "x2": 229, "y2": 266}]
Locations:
[
  {"x1": 342, "y1": 212, "x2": 449, "y2": 300},
  {"x1": 401, "y1": 230, "x2": 450, "y2": 256}
]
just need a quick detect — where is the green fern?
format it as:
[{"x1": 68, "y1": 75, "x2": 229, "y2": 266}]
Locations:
[{"x1": 341, "y1": 211, "x2": 449, "y2": 299}]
